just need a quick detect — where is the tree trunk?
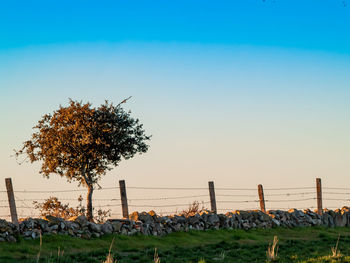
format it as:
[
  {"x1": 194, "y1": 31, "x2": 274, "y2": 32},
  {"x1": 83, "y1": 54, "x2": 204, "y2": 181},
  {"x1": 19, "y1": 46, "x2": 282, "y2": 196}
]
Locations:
[{"x1": 86, "y1": 185, "x2": 94, "y2": 222}]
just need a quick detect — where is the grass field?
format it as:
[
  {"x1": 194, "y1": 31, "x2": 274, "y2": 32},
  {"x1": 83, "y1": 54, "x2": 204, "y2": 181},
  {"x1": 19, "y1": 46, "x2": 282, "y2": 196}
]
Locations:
[{"x1": 2, "y1": 227, "x2": 350, "y2": 262}]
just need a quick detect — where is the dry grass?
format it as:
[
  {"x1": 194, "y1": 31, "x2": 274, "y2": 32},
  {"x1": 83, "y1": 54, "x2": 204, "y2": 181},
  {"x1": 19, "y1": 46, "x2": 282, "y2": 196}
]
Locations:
[
  {"x1": 36, "y1": 234, "x2": 65, "y2": 263},
  {"x1": 182, "y1": 201, "x2": 206, "y2": 216},
  {"x1": 266, "y1": 235, "x2": 279, "y2": 261},
  {"x1": 154, "y1": 248, "x2": 161, "y2": 263},
  {"x1": 36, "y1": 232, "x2": 42, "y2": 263},
  {"x1": 57, "y1": 246, "x2": 64, "y2": 258},
  {"x1": 102, "y1": 237, "x2": 116, "y2": 263},
  {"x1": 102, "y1": 254, "x2": 115, "y2": 263},
  {"x1": 330, "y1": 234, "x2": 342, "y2": 259}
]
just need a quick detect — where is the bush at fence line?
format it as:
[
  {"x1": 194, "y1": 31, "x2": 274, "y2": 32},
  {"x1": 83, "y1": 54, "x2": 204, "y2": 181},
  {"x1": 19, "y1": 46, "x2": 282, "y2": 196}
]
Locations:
[
  {"x1": 181, "y1": 201, "x2": 207, "y2": 217},
  {"x1": 32, "y1": 196, "x2": 111, "y2": 223}
]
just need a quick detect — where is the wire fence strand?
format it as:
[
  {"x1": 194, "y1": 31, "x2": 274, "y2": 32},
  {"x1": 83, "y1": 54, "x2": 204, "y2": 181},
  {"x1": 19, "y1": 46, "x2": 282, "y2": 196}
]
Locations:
[{"x1": 1, "y1": 182, "x2": 350, "y2": 221}]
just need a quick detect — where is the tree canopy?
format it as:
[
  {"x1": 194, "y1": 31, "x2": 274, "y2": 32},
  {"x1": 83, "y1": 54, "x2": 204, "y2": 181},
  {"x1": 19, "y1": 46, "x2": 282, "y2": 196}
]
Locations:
[{"x1": 17, "y1": 99, "x2": 151, "y2": 221}]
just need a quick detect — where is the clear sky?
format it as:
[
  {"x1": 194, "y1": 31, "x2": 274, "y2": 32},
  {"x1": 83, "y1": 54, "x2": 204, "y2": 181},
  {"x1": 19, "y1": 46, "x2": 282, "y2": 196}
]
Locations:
[{"x1": 0, "y1": 1, "x2": 350, "y2": 217}]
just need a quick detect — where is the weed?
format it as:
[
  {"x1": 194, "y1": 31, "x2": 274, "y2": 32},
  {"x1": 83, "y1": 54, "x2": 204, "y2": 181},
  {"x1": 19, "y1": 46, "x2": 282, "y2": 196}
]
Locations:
[
  {"x1": 266, "y1": 235, "x2": 279, "y2": 262},
  {"x1": 33, "y1": 196, "x2": 111, "y2": 223},
  {"x1": 154, "y1": 248, "x2": 160, "y2": 263},
  {"x1": 182, "y1": 201, "x2": 206, "y2": 216},
  {"x1": 36, "y1": 232, "x2": 42, "y2": 263},
  {"x1": 330, "y1": 234, "x2": 342, "y2": 259},
  {"x1": 102, "y1": 237, "x2": 116, "y2": 263},
  {"x1": 213, "y1": 250, "x2": 226, "y2": 261}
]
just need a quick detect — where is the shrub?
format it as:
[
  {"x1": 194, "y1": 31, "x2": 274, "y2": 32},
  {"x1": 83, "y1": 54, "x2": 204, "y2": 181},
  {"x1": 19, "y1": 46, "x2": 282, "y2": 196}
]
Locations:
[
  {"x1": 181, "y1": 201, "x2": 207, "y2": 217},
  {"x1": 33, "y1": 195, "x2": 111, "y2": 223}
]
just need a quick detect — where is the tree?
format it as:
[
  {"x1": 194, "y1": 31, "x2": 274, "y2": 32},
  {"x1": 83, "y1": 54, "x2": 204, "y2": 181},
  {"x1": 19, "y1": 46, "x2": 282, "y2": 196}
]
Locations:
[{"x1": 16, "y1": 99, "x2": 150, "y2": 221}]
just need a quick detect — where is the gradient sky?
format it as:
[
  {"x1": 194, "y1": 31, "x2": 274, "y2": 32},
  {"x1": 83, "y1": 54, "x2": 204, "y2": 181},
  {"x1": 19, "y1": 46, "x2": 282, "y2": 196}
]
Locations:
[{"x1": 0, "y1": 1, "x2": 350, "y2": 216}]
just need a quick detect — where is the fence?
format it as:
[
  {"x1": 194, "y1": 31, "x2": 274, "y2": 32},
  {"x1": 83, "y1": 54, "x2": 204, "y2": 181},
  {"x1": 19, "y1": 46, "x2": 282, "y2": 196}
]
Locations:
[{"x1": 1, "y1": 177, "x2": 350, "y2": 224}]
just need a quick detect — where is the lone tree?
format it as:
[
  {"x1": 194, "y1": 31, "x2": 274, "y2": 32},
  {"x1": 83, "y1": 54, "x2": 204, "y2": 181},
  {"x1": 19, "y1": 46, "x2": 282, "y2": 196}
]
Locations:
[{"x1": 16, "y1": 99, "x2": 150, "y2": 221}]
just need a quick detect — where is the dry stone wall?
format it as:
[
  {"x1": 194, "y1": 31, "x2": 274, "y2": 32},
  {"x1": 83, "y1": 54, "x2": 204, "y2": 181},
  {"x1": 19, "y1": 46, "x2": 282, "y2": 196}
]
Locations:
[{"x1": 1, "y1": 207, "x2": 350, "y2": 242}]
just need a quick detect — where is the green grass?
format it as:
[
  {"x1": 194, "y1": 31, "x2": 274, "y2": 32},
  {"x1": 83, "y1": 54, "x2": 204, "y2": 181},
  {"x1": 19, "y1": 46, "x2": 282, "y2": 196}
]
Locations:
[{"x1": 2, "y1": 227, "x2": 350, "y2": 262}]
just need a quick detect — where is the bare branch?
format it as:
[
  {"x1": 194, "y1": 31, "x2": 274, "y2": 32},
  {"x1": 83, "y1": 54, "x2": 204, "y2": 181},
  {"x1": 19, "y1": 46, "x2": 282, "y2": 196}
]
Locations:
[{"x1": 116, "y1": 96, "x2": 132, "y2": 108}]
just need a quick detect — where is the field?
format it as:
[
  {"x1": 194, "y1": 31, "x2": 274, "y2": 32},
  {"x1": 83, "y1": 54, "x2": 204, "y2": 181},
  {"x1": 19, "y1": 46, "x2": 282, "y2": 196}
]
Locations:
[{"x1": 2, "y1": 227, "x2": 350, "y2": 262}]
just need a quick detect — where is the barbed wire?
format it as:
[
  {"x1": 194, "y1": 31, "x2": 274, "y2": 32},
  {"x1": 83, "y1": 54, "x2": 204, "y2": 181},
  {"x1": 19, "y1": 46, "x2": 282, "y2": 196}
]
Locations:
[
  {"x1": 7, "y1": 186, "x2": 350, "y2": 194},
  {"x1": 129, "y1": 194, "x2": 209, "y2": 201},
  {"x1": 6, "y1": 192, "x2": 342, "y2": 201},
  {"x1": 218, "y1": 208, "x2": 258, "y2": 211},
  {"x1": 266, "y1": 198, "x2": 316, "y2": 202},
  {"x1": 323, "y1": 192, "x2": 350, "y2": 195},
  {"x1": 324, "y1": 187, "x2": 350, "y2": 190},
  {"x1": 2, "y1": 184, "x2": 350, "y2": 220},
  {"x1": 91, "y1": 204, "x2": 122, "y2": 208},
  {"x1": 216, "y1": 194, "x2": 256, "y2": 197},
  {"x1": 324, "y1": 206, "x2": 350, "y2": 209},
  {"x1": 5, "y1": 186, "x2": 321, "y2": 194},
  {"x1": 215, "y1": 197, "x2": 317, "y2": 203},
  {"x1": 324, "y1": 198, "x2": 350, "y2": 201},
  {"x1": 266, "y1": 206, "x2": 317, "y2": 210},
  {"x1": 12, "y1": 187, "x2": 119, "y2": 193},
  {"x1": 2, "y1": 198, "x2": 122, "y2": 202},
  {"x1": 129, "y1": 201, "x2": 211, "y2": 208},
  {"x1": 265, "y1": 192, "x2": 316, "y2": 196},
  {"x1": 216, "y1": 200, "x2": 259, "y2": 203},
  {"x1": 0, "y1": 195, "x2": 210, "y2": 202},
  {"x1": 264, "y1": 187, "x2": 314, "y2": 191},
  {"x1": 5, "y1": 204, "x2": 123, "y2": 209}
]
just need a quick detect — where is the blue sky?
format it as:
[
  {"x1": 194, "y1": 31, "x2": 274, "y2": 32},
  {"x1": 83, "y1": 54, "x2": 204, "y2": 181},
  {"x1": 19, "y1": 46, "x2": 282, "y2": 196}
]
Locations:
[
  {"x1": 1, "y1": 0, "x2": 350, "y2": 52},
  {"x1": 0, "y1": 1, "x2": 350, "y2": 216}
]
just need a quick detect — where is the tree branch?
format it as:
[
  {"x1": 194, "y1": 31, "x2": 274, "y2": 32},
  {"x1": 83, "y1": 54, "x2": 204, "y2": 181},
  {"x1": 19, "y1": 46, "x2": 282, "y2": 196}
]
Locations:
[
  {"x1": 116, "y1": 96, "x2": 132, "y2": 108},
  {"x1": 81, "y1": 165, "x2": 90, "y2": 187}
]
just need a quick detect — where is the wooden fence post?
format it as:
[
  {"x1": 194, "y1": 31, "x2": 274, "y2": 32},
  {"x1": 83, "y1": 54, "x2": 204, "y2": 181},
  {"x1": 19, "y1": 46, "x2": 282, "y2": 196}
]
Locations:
[
  {"x1": 119, "y1": 180, "x2": 129, "y2": 219},
  {"x1": 316, "y1": 178, "x2": 323, "y2": 215},
  {"x1": 5, "y1": 178, "x2": 18, "y2": 225},
  {"x1": 258, "y1": 184, "x2": 266, "y2": 213},
  {"x1": 208, "y1": 181, "x2": 217, "y2": 214}
]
